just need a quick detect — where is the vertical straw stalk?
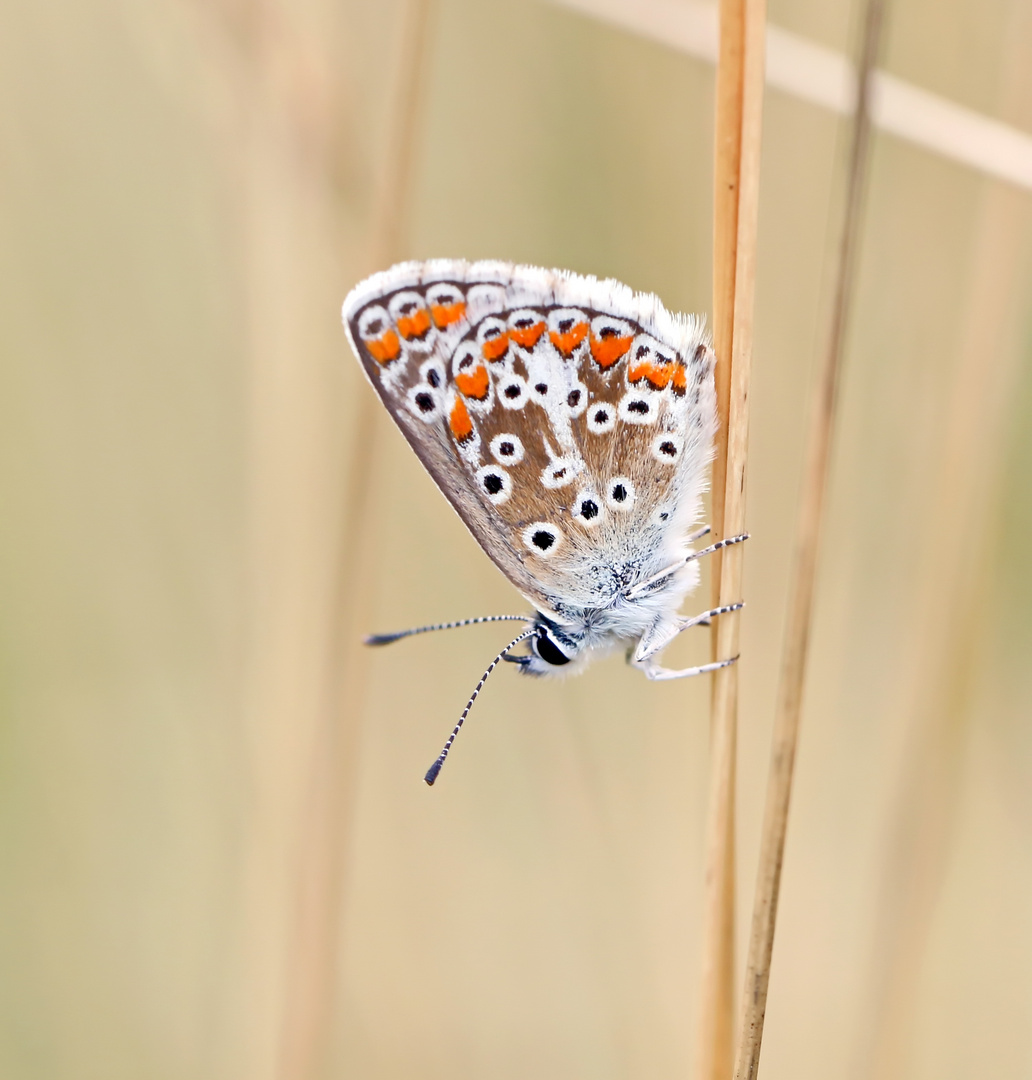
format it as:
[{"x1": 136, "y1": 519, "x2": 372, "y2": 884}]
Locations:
[
  {"x1": 275, "y1": 4, "x2": 436, "y2": 1078},
  {"x1": 696, "y1": 1, "x2": 764, "y2": 1078},
  {"x1": 732, "y1": 2, "x2": 884, "y2": 1077}
]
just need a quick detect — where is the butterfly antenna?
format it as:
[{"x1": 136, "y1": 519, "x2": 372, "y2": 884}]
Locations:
[
  {"x1": 364, "y1": 614, "x2": 532, "y2": 647},
  {"x1": 424, "y1": 626, "x2": 538, "y2": 786}
]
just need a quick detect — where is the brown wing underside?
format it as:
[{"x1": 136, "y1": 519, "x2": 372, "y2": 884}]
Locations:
[{"x1": 343, "y1": 266, "x2": 715, "y2": 615}]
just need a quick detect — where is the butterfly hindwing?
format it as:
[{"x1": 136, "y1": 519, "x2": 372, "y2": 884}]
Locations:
[{"x1": 343, "y1": 260, "x2": 716, "y2": 616}]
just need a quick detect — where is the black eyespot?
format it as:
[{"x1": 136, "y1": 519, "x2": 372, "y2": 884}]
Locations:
[
  {"x1": 483, "y1": 473, "x2": 504, "y2": 495},
  {"x1": 628, "y1": 400, "x2": 649, "y2": 414},
  {"x1": 599, "y1": 325, "x2": 619, "y2": 339},
  {"x1": 504, "y1": 384, "x2": 521, "y2": 399},
  {"x1": 515, "y1": 317, "x2": 535, "y2": 329},
  {"x1": 535, "y1": 382, "x2": 548, "y2": 394},
  {"x1": 426, "y1": 369, "x2": 441, "y2": 388},
  {"x1": 594, "y1": 409, "x2": 609, "y2": 423},
  {"x1": 558, "y1": 318, "x2": 574, "y2": 332},
  {"x1": 552, "y1": 468, "x2": 567, "y2": 481},
  {"x1": 459, "y1": 355, "x2": 473, "y2": 369},
  {"x1": 366, "y1": 318, "x2": 384, "y2": 335},
  {"x1": 660, "y1": 440, "x2": 677, "y2": 456},
  {"x1": 399, "y1": 302, "x2": 416, "y2": 315},
  {"x1": 415, "y1": 392, "x2": 434, "y2": 413},
  {"x1": 659, "y1": 511, "x2": 669, "y2": 520},
  {"x1": 655, "y1": 352, "x2": 672, "y2": 366},
  {"x1": 611, "y1": 483, "x2": 627, "y2": 503},
  {"x1": 532, "y1": 529, "x2": 555, "y2": 550},
  {"x1": 580, "y1": 499, "x2": 598, "y2": 520},
  {"x1": 636, "y1": 344, "x2": 649, "y2": 359},
  {"x1": 567, "y1": 389, "x2": 581, "y2": 407},
  {"x1": 535, "y1": 631, "x2": 571, "y2": 666},
  {"x1": 498, "y1": 441, "x2": 514, "y2": 457}
]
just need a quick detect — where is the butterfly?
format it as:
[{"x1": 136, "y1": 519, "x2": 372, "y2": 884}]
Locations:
[{"x1": 342, "y1": 260, "x2": 746, "y2": 783}]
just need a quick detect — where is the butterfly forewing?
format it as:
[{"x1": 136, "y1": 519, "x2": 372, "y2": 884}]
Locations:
[{"x1": 343, "y1": 260, "x2": 716, "y2": 617}]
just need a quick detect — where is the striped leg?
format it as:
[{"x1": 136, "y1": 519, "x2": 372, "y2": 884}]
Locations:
[{"x1": 634, "y1": 654, "x2": 739, "y2": 682}]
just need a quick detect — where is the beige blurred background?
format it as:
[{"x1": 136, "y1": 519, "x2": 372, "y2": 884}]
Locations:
[{"x1": 2, "y1": 0, "x2": 1032, "y2": 1078}]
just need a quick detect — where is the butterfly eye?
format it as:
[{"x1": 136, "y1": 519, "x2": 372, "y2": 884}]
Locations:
[
  {"x1": 522, "y1": 522, "x2": 564, "y2": 557},
  {"x1": 533, "y1": 630, "x2": 572, "y2": 667},
  {"x1": 490, "y1": 433, "x2": 525, "y2": 465},
  {"x1": 606, "y1": 478, "x2": 636, "y2": 512}
]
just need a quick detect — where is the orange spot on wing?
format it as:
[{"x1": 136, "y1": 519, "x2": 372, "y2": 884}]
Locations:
[
  {"x1": 481, "y1": 331, "x2": 509, "y2": 361},
  {"x1": 550, "y1": 322, "x2": 588, "y2": 357},
  {"x1": 455, "y1": 364, "x2": 490, "y2": 400},
  {"x1": 366, "y1": 329, "x2": 401, "y2": 364},
  {"x1": 629, "y1": 359, "x2": 674, "y2": 389},
  {"x1": 397, "y1": 308, "x2": 431, "y2": 340},
  {"x1": 449, "y1": 397, "x2": 473, "y2": 442},
  {"x1": 672, "y1": 363, "x2": 688, "y2": 395},
  {"x1": 431, "y1": 301, "x2": 466, "y2": 328},
  {"x1": 590, "y1": 332, "x2": 632, "y2": 368},
  {"x1": 509, "y1": 321, "x2": 545, "y2": 348}
]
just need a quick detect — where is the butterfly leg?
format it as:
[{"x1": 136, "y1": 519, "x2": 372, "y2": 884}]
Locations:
[
  {"x1": 632, "y1": 602, "x2": 744, "y2": 663},
  {"x1": 633, "y1": 654, "x2": 739, "y2": 681}
]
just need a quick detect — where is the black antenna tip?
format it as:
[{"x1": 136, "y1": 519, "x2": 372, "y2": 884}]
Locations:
[
  {"x1": 424, "y1": 758, "x2": 444, "y2": 786},
  {"x1": 364, "y1": 632, "x2": 403, "y2": 647}
]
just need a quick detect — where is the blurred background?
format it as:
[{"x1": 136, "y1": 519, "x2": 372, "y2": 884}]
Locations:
[{"x1": 2, "y1": 0, "x2": 1031, "y2": 1077}]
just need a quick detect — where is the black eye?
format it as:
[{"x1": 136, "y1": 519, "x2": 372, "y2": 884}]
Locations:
[
  {"x1": 414, "y1": 392, "x2": 434, "y2": 413},
  {"x1": 498, "y1": 441, "x2": 514, "y2": 457},
  {"x1": 594, "y1": 409, "x2": 608, "y2": 423},
  {"x1": 535, "y1": 631, "x2": 571, "y2": 666},
  {"x1": 611, "y1": 483, "x2": 627, "y2": 502},
  {"x1": 628, "y1": 400, "x2": 649, "y2": 414},
  {"x1": 567, "y1": 389, "x2": 581, "y2": 407},
  {"x1": 505, "y1": 384, "x2": 521, "y2": 399},
  {"x1": 482, "y1": 473, "x2": 504, "y2": 495},
  {"x1": 426, "y1": 369, "x2": 441, "y2": 388},
  {"x1": 535, "y1": 382, "x2": 548, "y2": 394},
  {"x1": 579, "y1": 499, "x2": 598, "y2": 520}
]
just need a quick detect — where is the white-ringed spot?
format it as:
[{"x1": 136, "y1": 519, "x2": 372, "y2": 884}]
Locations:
[
  {"x1": 490, "y1": 433, "x2": 525, "y2": 465},
  {"x1": 522, "y1": 522, "x2": 564, "y2": 557},
  {"x1": 571, "y1": 490, "x2": 604, "y2": 527},
  {"x1": 650, "y1": 503, "x2": 675, "y2": 527},
  {"x1": 652, "y1": 432, "x2": 683, "y2": 463},
  {"x1": 407, "y1": 385, "x2": 442, "y2": 422},
  {"x1": 498, "y1": 375, "x2": 529, "y2": 410},
  {"x1": 619, "y1": 392, "x2": 657, "y2": 425},
  {"x1": 540, "y1": 458, "x2": 581, "y2": 490},
  {"x1": 606, "y1": 477, "x2": 636, "y2": 512},
  {"x1": 388, "y1": 291, "x2": 432, "y2": 341},
  {"x1": 587, "y1": 403, "x2": 616, "y2": 434},
  {"x1": 419, "y1": 358, "x2": 445, "y2": 390},
  {"x1": 452, "y1": 340, "x2": 479, "y2": 373},
  {"x1": 565, "y1": 382, "x2": 588, "y2": 417},
  {"x1": 475, "y1": 464, "x2": 512, "y2": 505}
]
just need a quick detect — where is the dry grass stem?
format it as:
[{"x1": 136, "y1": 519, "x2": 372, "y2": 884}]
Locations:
[
  {"x1": 275, "y1": 4, "x2": 437, "y2": 1079},
  {"x1": 696, "y1": 1, "x2": 762, "y2": 1077},
  {"x1": 732, "y1": 2, "x2": 884, "y2": 1077}
]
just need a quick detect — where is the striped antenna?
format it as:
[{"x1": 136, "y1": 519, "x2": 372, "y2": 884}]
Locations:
[
  {"x1": 364, "y1": 614, "x2": 532, "y2": 647},
  {"x1": 424, "y1": 626, "x2": 538, "y2": 786}
]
